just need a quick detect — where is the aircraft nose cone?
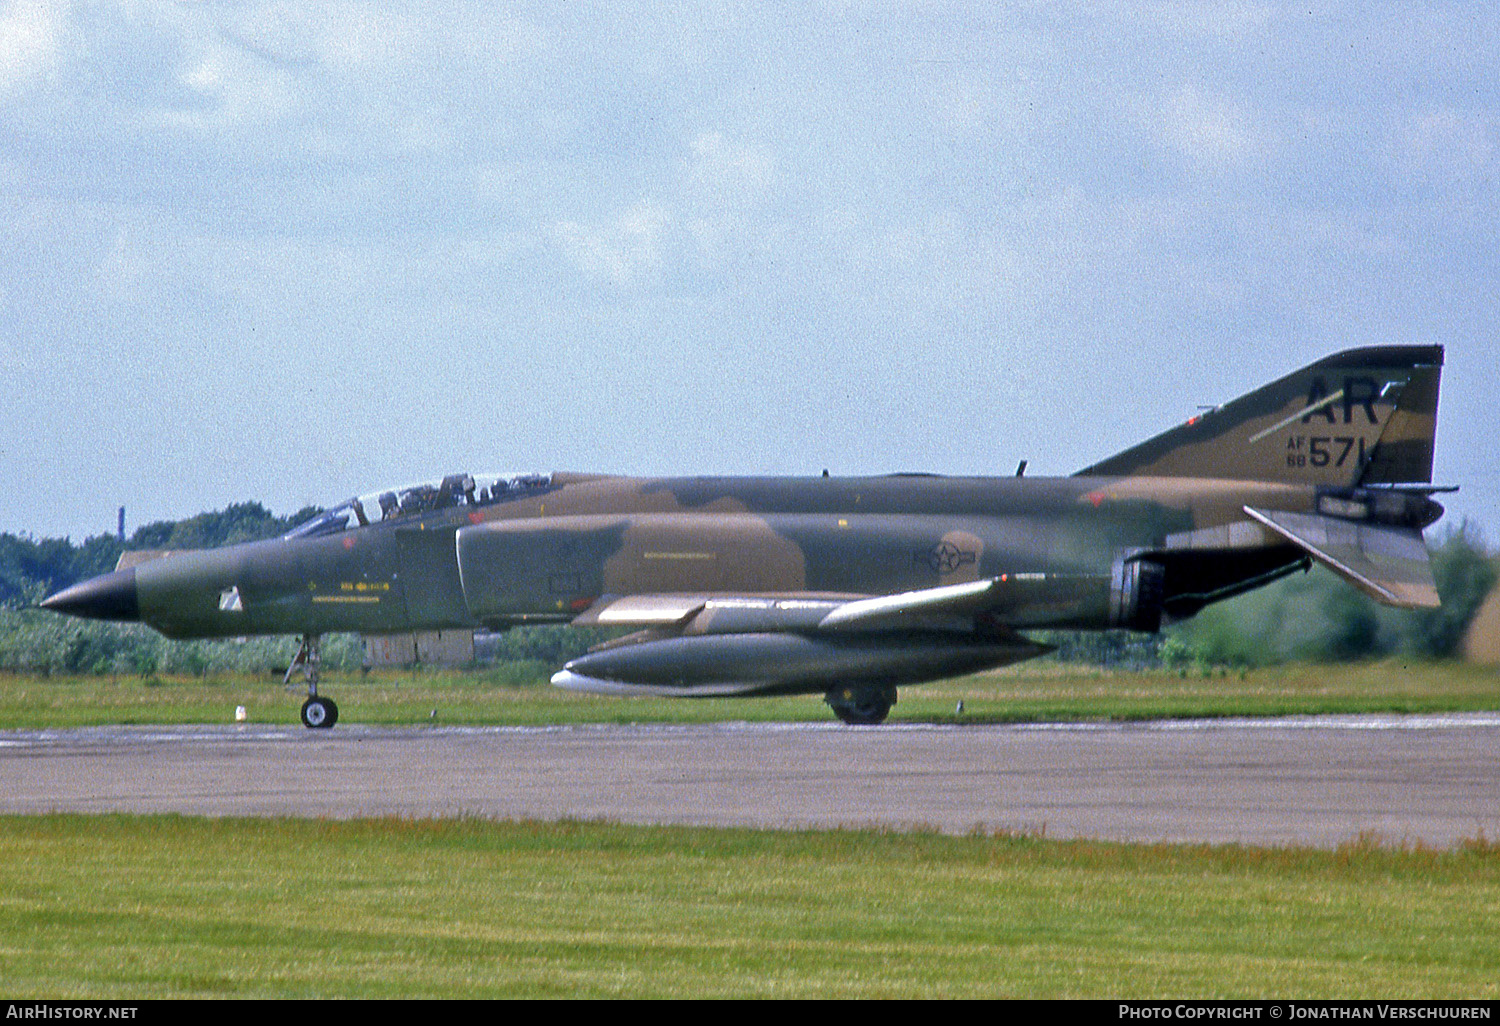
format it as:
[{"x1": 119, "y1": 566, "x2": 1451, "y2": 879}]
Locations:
[{"x1": 39, "y1": 567, "x2": 139, "y2": 622}]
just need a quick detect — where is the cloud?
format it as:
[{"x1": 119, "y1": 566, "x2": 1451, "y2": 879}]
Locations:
[
  {"x1": 1390, "y1": 108, "x2": 1496, "y2": 190},
  {"x1": 155, "y1": 36, "x2": 299, "y2": 134},
  {"x1": 687, "y1": 131, "x2": 775, "y2": 210},
  {"x1": 94, "y1": 226, "x2": 151, "y2": 302},
  {"x1": 4, "y1": 3, "x2": 1500, "y2": 538},
  {"x1": 552, "y1": 202, "x2": 672, "y2": 285},
  {"x1": 684, "y1": 131, "x2": 776, "y2": 257},
  {"x1": 1147, "y1": 83, "x2": 1274, "y2": 171},
  {"x1": 1142, "y1": 1, "x2": 1275, "y2": 40},
  {"x1": 545, "y1": 129, "x2": 783, "y2": 284},
  {"x1": 0, "y1": 0, "x2": 64, "y2": 98}
]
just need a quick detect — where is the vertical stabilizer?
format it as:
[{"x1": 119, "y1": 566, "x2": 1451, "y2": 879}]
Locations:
[{"x1": 1075, "y1": 346, "x2": 1444, "y2": 486}]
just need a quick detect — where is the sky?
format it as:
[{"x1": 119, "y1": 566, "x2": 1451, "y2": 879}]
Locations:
[{"x1": 2, "y1": 1, "x2": 1496, "y2": 544}]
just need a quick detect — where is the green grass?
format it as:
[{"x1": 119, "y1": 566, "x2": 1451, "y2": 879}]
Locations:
[
  {"x1": 0, "y1": 815, "x2": 1496, "y2": 998},
  {"x1": 2, "y1": 666, "x2": 1496, "y2": 998},
  {"x1": 0, "y1": 659, "x2": 1495, "y2": 729}
]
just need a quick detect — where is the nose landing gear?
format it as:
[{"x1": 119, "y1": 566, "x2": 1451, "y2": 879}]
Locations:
[
  {"x1": 286, "y1": 634, "x2": 339, "y2": 729},
  {"x1": 300, "y1": 693, "x2": 338, "y2": 729}
]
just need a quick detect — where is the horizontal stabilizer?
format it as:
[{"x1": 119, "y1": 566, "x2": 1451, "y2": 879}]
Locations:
[{"x1": 1241, "y1": 507, "x2": 1439, "y2": 609}]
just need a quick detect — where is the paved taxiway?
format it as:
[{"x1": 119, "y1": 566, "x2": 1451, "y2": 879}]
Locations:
[{"x1": 2, "y1": 714, "x2": 1498, "y2": 847}]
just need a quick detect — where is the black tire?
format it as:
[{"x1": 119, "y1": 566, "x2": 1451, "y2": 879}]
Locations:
[
  {"x1": 300, "y1": 696, "x2": 338, "y2": 730},
  {"x1": 825, "y1": 686, "x2": 894, "y2": 725}
]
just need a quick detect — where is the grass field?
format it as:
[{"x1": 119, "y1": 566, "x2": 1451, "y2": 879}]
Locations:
[
  {"x1": 1, "y1": 815, "x2": 1498, "y2": 999},
  {"x1": 2, "y1": 662, "x2": 1496, "y2": 998},
  {"x1": 0, "y1": 658, "x2": 1496, "y2": 730}
]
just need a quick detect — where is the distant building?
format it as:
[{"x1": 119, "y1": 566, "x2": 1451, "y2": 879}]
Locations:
[{"x1": 363, "y1": 630, "x2": 475, "y2": 668}]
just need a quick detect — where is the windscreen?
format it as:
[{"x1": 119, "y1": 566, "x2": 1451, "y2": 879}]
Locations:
[{"x1": 283, "y1": 472, "x2": 553, "y2": 539}]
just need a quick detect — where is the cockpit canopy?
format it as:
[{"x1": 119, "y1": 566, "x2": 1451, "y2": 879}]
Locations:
[{"x1": 283, "y1": 472, "x2": 553, "y2": 540}]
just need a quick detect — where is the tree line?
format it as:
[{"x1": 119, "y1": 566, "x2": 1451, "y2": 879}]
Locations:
[
  {"x1": 0, "y1": 502, "x2": 324, "y2": 676},
  {"x1": 0, "y1": 502, "x2": 321, "y2": 609},
  {"x1": 1166, "y1": 522, "x2": 1496, "y2": 667}
]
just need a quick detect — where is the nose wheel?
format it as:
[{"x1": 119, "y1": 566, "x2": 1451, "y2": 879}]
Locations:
[
  {"x1": 286, "y1": 634, "x2": 338, "y2": 729},
  {"x1": 300, "y1": 695, "x2": 339, "y2": 729}
]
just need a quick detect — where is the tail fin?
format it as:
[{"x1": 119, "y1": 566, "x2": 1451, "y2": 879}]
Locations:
[{"x1": 1075, "y1": 345, "x2": 1444, "y2": 486}]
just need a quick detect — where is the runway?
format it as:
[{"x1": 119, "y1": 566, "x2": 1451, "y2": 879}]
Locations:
[{"x1": 3, "y1": 714, "x2": 1498, "y2": 848}]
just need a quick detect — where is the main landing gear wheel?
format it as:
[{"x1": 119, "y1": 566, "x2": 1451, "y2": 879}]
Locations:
[
  {"x1": 300, "y1": 695, "x2": 339, "y2": 730},
  {"x1": 825, "y1": 685, "x2": 896, "y2": 726}
]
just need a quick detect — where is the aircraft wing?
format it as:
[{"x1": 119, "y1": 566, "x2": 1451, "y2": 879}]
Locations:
[
  {"x1": 1241, "y1": 506, "x2": 1439, "y2": 609},
  {"x1": 570, "y1": 593, "x2": 711, "y2": 627},
  {"x1": 814, "y1": 578, "x2": 1000, "y2": 630},
  {"x1": 572, "y1": 578, "x2": 1005, "y2": 635},
  {"x1": 557, "y1": 579, "x2": 1049, "y2": 700}
]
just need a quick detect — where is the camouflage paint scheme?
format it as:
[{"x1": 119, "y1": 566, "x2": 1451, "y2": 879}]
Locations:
[{"x1": 42, "y1": 346, "x2": 1447, "y2": 726}]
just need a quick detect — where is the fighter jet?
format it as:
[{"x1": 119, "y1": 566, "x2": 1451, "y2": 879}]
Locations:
[{"x1": 42, "y1": 345, "x2": 1448, "y2": 728}]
